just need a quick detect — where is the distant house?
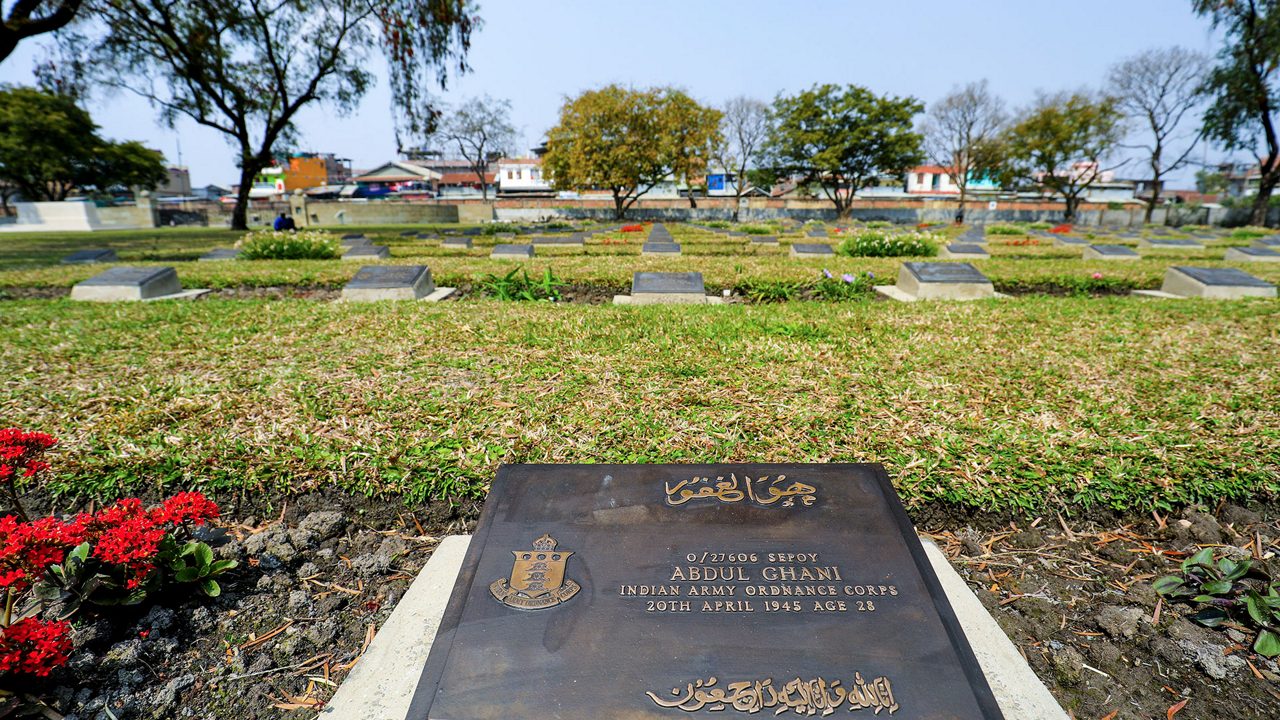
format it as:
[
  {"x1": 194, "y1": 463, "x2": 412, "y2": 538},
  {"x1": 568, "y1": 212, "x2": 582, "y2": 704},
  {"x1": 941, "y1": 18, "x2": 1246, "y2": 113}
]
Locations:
[
  {"x1": 284, "y1": 153, "x2": 352, "y2": 191},
  {"x1": 153, "y1": 166, "x2": 193, "y2": 198},
  {"x1": 353, "y1": 161, "x2": 442, "y2": 198},
  {"x1": 437, "y1": 170, "x2": 497, "y2": 198},
  {"x1": 497, "y1": 158, "x2": 553, "y2": 196},
  {"x1": 1219, "y1": 159, "x2": 1279, "y2": 198},
  {"x1": 904, "y1": 166, "x2": 1000, "y2": 196}
]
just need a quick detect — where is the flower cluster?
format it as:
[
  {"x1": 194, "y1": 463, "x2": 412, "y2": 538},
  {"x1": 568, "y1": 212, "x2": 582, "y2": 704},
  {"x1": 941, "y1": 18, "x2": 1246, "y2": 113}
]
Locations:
[
  {"x1": 620, "y1": 224, "x2": 645, "y2": 233},
  {"x1": 0, "y1": 516, "x2": 84, "y2": 592},
  {"x1": 0, "y1": 618, "x2": 72, "y2": 677},
  {"x1": 1049, "y1": 223, "x2": 1073, "y2": 234},
  {"x1": 0, "y1": 429, "x2": 56, "y2": 486},
  {"x1": 1005, "y1": 238, "x2": 1042, "y2": 246}
]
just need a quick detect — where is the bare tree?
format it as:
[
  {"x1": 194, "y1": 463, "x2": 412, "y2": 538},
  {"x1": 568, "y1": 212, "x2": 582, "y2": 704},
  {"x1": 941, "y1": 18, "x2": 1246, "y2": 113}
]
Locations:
[
  {"x1": 0, "y1": 0, "x2": 82, "y2": 64},
  {"x1": 922, "y1": 80, "x2": 1005, "y2": 223},
  {"x1": 1108, "y1": 47, "x2": 1209, "y2": 222},
  {"x1": 436, "y1": 95, "x2": 516, "y2": 200},
  {"x1": 713, "y1": 96, "x2": 770, "y2": 221}
]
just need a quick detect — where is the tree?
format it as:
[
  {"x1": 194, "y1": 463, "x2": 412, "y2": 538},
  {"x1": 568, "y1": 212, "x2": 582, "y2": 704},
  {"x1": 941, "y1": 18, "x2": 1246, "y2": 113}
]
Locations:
[
  {"x1": 765, "y1": 84, "x2": 923, "y2": 218},
  {"x1": 0, "y1": 85, "x2": 166, "y2": 201},
  {"x1": 1195, "y1": 168, "x2": 1228, "y2": 194},
  {"x1": 73, "y1": 0, "x2": 477, "y2": 229},
  {"x1": 1108, "y1": 47, "x2": 1209, "y2": 222},
  {"x1": 660, "y1": 90, "x2": 722, "y2": 209},
  {"x1": 713, "y1": 96, "x2": 772, "y2": 221},
  {"x1": 922, "y1": 80, "x2": 1006, "y2": 223},
  {"x1": 999, "y1": 91, "x2": 1125, "y2": 222},
  {"x1": 0, "y1": 0, "x2": 81, "y2": 65},
  {"x1": 1193, "y1": 1, "x2": 1280, "y2": 226},
  {"x1": 434, "y1": 95, "x2": 515, "y2": 200}
]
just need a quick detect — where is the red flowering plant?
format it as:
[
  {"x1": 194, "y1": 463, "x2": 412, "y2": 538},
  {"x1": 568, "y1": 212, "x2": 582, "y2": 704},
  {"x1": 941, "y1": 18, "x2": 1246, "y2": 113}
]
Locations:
[
  {"x1": 1, "y1": 428, "x2": 236, "y2": 688},
  {"x1": 1049, "y1": 223, "x2": 1073, "y2": 234},
  {"x1": 620, "y1": 224, "x2": 645, "y2": 233}
]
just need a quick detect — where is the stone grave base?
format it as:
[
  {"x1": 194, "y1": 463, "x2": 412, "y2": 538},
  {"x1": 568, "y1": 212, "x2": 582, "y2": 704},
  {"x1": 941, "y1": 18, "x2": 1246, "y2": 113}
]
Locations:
[
  {"x1": 70, "y1": 287, "x2": 210, "y2": 302},
  {"x1": 317, "y1": 535, "x2": 1068, "y2": 720},
  {"x1": 613, "y1": 294, "x2": 724, "y2": 305},
  {"x1": 1225, "y1": 247, "x2": 1280, "y2": 262},
  {"x1": 939, "y1": 247, "x2": 989, "y2": 260},
  {"x1": 341, "y1": 287, "x2": 455, "y2": 303},
  {"x1": 873, "y1": 285, "x2": 1005, "y2": 303}
]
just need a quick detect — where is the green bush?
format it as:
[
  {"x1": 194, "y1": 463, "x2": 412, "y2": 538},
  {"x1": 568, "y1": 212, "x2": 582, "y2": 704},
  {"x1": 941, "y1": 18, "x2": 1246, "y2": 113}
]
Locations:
[
  {"x1": 987, "y1": 225, "x2": 1024, "y2": 236},
  {"x1": 479, "y1": 223, "x2": 520, "y2": 236},
  {"x1": 237, "y1": 229, "x2": 340, "y2": 260},
  {"x1": 864, "y1": 220, "x2": 892, "y2": 229},
  {"x1": 813, "y1": 270, "x2": 873, "y2": 301},
  {"x1": 740, "y1": 225, "x2": 774, "y2": 235},
  {"x1": 705, "y1": 220, "x2": 731, "y2": 229},
  {"x1": 838, "y1": 231, "x2": 938, "y2": 258},
  {"x1": 1231, "y1": 226, "x2": 1273, "y2": 240},
  {"x1": 737, "y1": 279, "x2": 800, "y2": 302},
  {"x1": 476, "y1": 266, "x2": 565, "y2": 301},
  {"x1": 1028, "y1": 222, "x2": 1053, "y2": 230}
]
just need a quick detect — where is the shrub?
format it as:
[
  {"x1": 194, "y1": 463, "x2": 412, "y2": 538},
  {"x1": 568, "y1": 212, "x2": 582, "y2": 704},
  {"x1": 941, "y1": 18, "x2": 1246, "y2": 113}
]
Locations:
[
  {"x1": 476, "y1": 267, "x2": 565, "y2": 301},
  {"x1": 704, "y1": 220, "x2": 730, "y2": 229},
  {"x1": 864, "y1": 221, "x2": 892, "y2": 229},
  {"x1": 814, "y1": 270, "x2": 873, "y2": 301},
  {"x1": 740, "y1": 225, "x2": 774, "y2": 235},
  {"x1": 620, "y1": 224, "x2": 645, "y2": 233},
  {"x1": 237, "y1": 229, "x2": 340, "y2": 260},
  {"x1": 1155, "y1": 547, "x2": 1280, "y2": 658},
  {"x1": 478, "y1": 223, "x2": 520, "y2": 235},
  {"x1": 1028, "y1": 222, "x2": 1053, "y2": 230},
  {"x1": 1231, "y1": 226, "x2": 1273, "y2": 240},
  {"x1": 1048, "y1": 224, "x2": 1072, "y2": 234},
  {"x1": 987, "y1": 225, "x2": 1024, "y2": 236},
  {"x1": 838, "y1": 231, "x2": 938, "y2": 258},
  {"x1": 737, "y1": 279, "x2": 800, "y2": 302}
]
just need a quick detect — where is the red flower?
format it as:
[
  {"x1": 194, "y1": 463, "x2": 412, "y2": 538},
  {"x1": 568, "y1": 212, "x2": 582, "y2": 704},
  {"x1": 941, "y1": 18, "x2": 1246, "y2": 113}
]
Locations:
[
  {"x1": 152, "y1": 492, "x2": 220, "y2": 526},
  {"x1": 0, "y1": 618, "x2": 72, "y2": 677},
  {"x1": 0, "y1": 515, "x2": 80, "y2": 592},
  {"x1": 0, "y1": 429, "x2": 57, "y2": 487},
  {"x1": 1049, "y1": 224, "x2": 1073, "y2": 234}
]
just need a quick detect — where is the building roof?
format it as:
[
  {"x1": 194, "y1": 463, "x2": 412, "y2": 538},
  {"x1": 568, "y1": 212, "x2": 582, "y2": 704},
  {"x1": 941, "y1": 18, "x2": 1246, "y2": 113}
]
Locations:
[
  {"x1": 439, "y1": 171, "x2": 496, "y2": 185},
  {"x1": 498, "y1": 157, "x2": 541, "y2": 166},
  {"x1": 354, "y1": 161, "x2": 442, "y2": 183},
  {"x1": 908, "y1": 165, "x2": 951, "y2": 175}
]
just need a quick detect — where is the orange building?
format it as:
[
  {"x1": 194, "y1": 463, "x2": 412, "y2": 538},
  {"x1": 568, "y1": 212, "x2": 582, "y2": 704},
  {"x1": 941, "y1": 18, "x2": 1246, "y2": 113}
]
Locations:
[{"x1": 283, "y1": 153, "x2": 352, "y2": 191}]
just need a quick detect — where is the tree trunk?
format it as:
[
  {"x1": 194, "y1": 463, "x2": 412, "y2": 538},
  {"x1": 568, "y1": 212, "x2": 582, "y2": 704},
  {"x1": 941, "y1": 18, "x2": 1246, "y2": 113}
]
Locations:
[
  {"x1": 231, "y1": 163, "x2": 261, "y2": 231},
  {"x1": 688, "y1": 193, "x2": 697, "y2": 209},
  {"x1": 1063, "y1": 195, "x2": 1078, "y2": 223},
  {"x1": 956, "y1": 184, "x2": 967, "y2": 224},
  {"x1": 613, "y1": 191, "x2": 626, "y2": 220},
  {"x1": 1144, "y1": 188, "x2": 1159, "y2": 224},
  {"x1": 732, "y1": 192, "x2": 741, "y2": 223},
  {"x1": 1252, "y1": 173, "x2": 1278, "y2": 227}
]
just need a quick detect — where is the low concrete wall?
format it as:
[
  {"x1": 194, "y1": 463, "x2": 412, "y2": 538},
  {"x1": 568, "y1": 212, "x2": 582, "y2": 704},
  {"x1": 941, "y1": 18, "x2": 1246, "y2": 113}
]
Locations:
[
  {"x1": 97, "y1": 204, "x2": 157, "y2": 229},
  {"x1": 290, "y1": 198, "x2": 458, "y2": 227}
]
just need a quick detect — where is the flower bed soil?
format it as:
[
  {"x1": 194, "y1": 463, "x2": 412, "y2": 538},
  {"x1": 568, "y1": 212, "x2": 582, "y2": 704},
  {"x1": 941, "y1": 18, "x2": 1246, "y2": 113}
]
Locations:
[{"x1": 10, "y1": 496, "x2": 1280, "y2": 720}]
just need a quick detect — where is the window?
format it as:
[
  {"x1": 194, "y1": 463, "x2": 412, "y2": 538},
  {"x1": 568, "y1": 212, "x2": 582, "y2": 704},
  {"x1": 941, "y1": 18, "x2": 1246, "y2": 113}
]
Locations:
[
  {"x1": 507, "y1": 170, "x2": 513, "y2": 180},
  {"x1": 916, "y1": 173, "x2": 925, "y2": 185},
  {"x1": 516, "y1": 169, "x2": 522, "y2": 179}
]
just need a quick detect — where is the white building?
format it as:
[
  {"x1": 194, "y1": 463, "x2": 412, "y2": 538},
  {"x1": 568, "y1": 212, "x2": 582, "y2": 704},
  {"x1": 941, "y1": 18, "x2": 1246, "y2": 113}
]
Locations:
[{"x1": 497, "y1": 158, "x2": 552, "y2": 195}]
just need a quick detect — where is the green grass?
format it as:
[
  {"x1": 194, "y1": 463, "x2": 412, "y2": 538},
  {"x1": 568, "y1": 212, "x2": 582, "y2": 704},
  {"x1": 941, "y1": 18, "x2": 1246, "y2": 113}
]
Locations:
[{"x1": 1, "y1": 295, "x2": 1277, "y2": 515}]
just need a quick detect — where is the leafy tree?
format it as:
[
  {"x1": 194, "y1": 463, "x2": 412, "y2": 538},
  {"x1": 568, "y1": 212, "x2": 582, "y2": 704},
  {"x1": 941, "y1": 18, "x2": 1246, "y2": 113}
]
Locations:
[
  {"x1": 434, "y1": 95, "x2": 516, "y2": 200},
  {"x1": 543, "y1": 85, "x2": 720, "y2": 219},
  {"x1": 922, "y1": 80, "x2": 1006, "y2": 223},
  {"x1": 1196, "y1": 168, "x2": 1228, "y2": 194},
  {"x1": 660, "y1": 89, "x2": 722, "y2": 209},
  {"x1": 765, "y1": 84, "x2": 923, "y2": 218},
  {"x1": 0, "y1": 0, "x2": 81, "y2": 64},
  {"x1": 71, "y1": 0, "x2": 478, "y2": 229},
  {"x1": 1193, "y1": 0, "x2": 1280, "y2": 226},
  {"x1": 713, "y1": 96, "x2": 772, "y2": 220},
  {"x1": 0, "y1": 85, "x2": 166, "y2": 200},
  {"x1": 1108, "y1": 47, "x2": 1209, "y2": 222},
  {"x1": 998, "y1": 91, "x2": 1125, "y2": 222}
]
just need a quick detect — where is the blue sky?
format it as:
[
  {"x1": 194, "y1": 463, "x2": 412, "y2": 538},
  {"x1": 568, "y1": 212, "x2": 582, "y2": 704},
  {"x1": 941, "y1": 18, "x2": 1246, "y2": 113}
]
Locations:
[{"x1": 0, "y1": 0, "x2": 1222, "y2": 187}]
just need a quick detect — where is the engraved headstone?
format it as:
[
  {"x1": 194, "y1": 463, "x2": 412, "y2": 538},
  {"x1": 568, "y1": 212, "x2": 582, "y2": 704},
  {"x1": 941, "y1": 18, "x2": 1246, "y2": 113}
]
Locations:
[
  {"x1": 1083, "y1": 244, "x2": 1140, "y2": 260},
  {"x1": 1052, "y1": 236, "x2": 1088, "y2": 247},
  {"x1": 941, "y1": 243, "x2": 989, "y2": 259},
  {"x1": 1139, "y1": 238, "x2": 1204, "y2": 250},
  {"x1": 1252, "y1": 237, "x2": 1280, "y2": 249},
  {"x1": 441, "y1": 237, "x2": 473, "y2": 250},
  {"x1": 342, "y1": 245, "x2": 391, "y2": 260},
  {"x1": 61, "y1": 248, "x2": 118, "y2": 264},
  {"x1": 407, "y1": 464, "x2": 1003, "y2": 720},
  {"x1": 532, "y1": 236, "x2": 585, "y2": 246},
  {"x1": 491, "y1": 244, "x2": 534, "y2": 259},
  {"x1": 416, "y1": 232, "x2": 437, "y2": 240},
  {"x1": 198, "y1": 248, "x2": 242, "y2": 262},
  {"x1": 401, "y1": 230, "x2": 419, "y2": 237},
  {"x1": 1225, "y1": 246, "x2": 1280, "y2": 262},
  {"x1": 789, "y1": 243, "x2": 834, "y2": 256},
  {"x1": 641, "y1": 242, "x2": 682, "y2": 255},
  {"x1": 70, "y1": 266, "x2": 200, "y2": 302},
  {"x1": 877, "y1": 262, "x2": 996, "y2": 302},
  {"x1": 341, "y1": 265, "x2": 447, "y2": 302},
  {"x1": 806, "y1": 227, "x2": 828, "y2": 237},
  {"x1": 749, "y1": 235, "x2": 778, "y2": 244},
  {"x1": 342, "y1": 233, "x2": 366, "y2": 240}
]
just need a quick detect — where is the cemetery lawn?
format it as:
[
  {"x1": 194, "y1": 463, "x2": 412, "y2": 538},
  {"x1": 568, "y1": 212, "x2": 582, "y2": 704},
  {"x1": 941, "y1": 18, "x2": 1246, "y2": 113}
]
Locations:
[{"x1": 1, "y1": 294, "x2": 1276, "y2": 516}]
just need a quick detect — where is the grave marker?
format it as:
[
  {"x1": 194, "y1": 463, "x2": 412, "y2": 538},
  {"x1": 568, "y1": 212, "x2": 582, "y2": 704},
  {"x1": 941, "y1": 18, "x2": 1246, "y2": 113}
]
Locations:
[
  {"x1": 749, "y1": 235, "x2": 778, "y2": 244},
  {"x1": 491, "y1": 244, "x2": 534, "y2": 259},
  {"x1": 1135, "y1": 266, "x2": 1276, "y2": 300},
  {"x1": 789, "y1": 243, "x2": 834, "y2": 257},
  {"x1": 341, "y1": 265, "x2": 454, "y2": 302},
  {"x1": 1224, "y1": 247, "x2": 1280, "y2": 263},
  {"x1": 70, "y1": 266, "x2": 208, "y2": 302},
  {"x1": 61, "y1": 248, "x2": 118, "y2": 264},
  {"x1": 1138, "y1": 238, "x2": 1205, "y2": 250},
  {"x1": 198, "y1": 248, "x2": 242, "y2": 262},
  {"x1": 441, "y1": 237, "x2": 473, "y2": 250},
  {"x1": 641, "y1": 242, "x2": 682, "y2": 256},
  {"x1": 342, "y1": 245, "x2": 391, "y2": 260},
  {"x1": 1082, "y1": 244, "x2": 1140, "y2": 261},
  {"x1": 940, "y1": 243, "x2": 989, "y2": 259},
  {"x1": 406, "y1": 464, "x2": 1005, "y2": 719},
  {"x1": 876, "y1": 262, "x2": 997, "y2": 302}
]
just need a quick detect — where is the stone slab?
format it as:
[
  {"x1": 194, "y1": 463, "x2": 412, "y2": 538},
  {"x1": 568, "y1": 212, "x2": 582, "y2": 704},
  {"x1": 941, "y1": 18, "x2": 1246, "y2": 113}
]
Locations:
[
  {"x1": 1251, "y1": 237, "x2": 1280, "y2": 249},
  {"x1": 531, "y1": 236, "x2": 585, "y2": 246},
  {"x1": 641, "y1": 242, "x2": 681, "y2": 255},
  {"x1": 1138, "y1": 238, "x2": 1204, "y2": 250},
  {"x1": 941, "y1": 243, "x2": 989, "y2": 259},
  {"x1": 631, "y1": 271, "x2": 705, "y2": 295},
  {"x1": 406, "y1": 464, "x2": 1007, "y2": 719},
  {"x1": 891, "y1": 262, "x2": 996, "y2": 301},
  {"x1": 1158, "y1": 266, "x2": 1276, "y2": 299},
  {"x1": 1225, "y1": 247, "x2": 1280, "y2": 262},
  {"x1": 790, "y1": 243, "x2": 834, "y2": 256},
  {"x1": 342, "y1": 245, "x2": 391, "y2": 260},
  {"x1": 490, "y1": 244, "x2": 534, "y2": 259},
  {"x1": 1052, "y1": 236, "x2": 1088, "y2": 247},
  {"x1": 341, "y1": 233, "x2": 366, "y2": 240},
  {"x1": 806, "y1": 228, "x2": 828, "y2": 237},
  {"x1": 1083, "y1": 244, "x2": 1139, "y2": 260},
  {"x1": 441, "y1": 238, "x2": 473, "y2": 249},
  {"x1": 749, "y1": 235, "x2": 778, "y2": 244},
  {"x1": 198, "y1": 248, "x2": 242, "y2": 262},
  {"x1": 341, "y1": 265, "x2": 435, "y2": 301},
  {"x1": 400, "y1": 230, "x2": 419, "y2": 237},
  {"x1": 71, "y1": 266, "x2": 188, "y2": 301},
  {"x1": 61, "y1": 248, "x2": 118, "y2": 264}
]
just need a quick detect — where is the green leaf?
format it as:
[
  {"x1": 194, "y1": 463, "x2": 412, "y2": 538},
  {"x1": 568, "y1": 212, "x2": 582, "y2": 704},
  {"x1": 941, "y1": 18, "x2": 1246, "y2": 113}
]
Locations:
[
  {"x1": 1201, "y1": 580, "x2": 1234, "y2": 596},
  {"x1": 1192, "y1": 607, "x2": 1229, "y2": 628},
  {"x1": 1245, "y1": 591, "x2": 1269, "y2": 626},
  {"x1": 193, "y1": 543, "x2": 214, "y2": 569},
  {"x1": 200, "y1": 579, "x2": 221, "y2": 597},
  {"x1": 1254, "y1": 630, "x2": 1280, "y2": 658},
  {"x1": 69, "y1": 542, "x2": 91, "y2": 564},
  {"x1": 1219, "y1": 558, "x2": 1251, "y2": 581},
  {"x1": 209, "y1": 559, "x2": 238, "y2": 574},
  {"x1": 1153, "y1": 576, "x2": 1185, "y2": 595},
  {"x1": 1183, "y1": 547, "x2": 1215, "y2": 572},
  {"x1": 174, "y1": 567, "x2": 201, "y2": 583}
]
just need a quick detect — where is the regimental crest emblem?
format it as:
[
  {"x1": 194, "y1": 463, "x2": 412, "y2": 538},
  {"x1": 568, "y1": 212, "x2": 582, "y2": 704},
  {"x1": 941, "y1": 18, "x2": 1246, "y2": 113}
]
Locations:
[{"x1": 489, "y1": 533, "x2": 581, "y2": 610}]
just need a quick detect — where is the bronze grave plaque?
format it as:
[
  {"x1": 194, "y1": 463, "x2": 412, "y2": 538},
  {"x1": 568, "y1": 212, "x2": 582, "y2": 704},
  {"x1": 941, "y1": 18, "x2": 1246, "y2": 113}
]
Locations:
[{"x1": 407, "y1": 464, "x2": 1003, "y2": 719}]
